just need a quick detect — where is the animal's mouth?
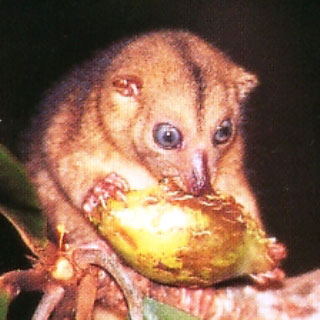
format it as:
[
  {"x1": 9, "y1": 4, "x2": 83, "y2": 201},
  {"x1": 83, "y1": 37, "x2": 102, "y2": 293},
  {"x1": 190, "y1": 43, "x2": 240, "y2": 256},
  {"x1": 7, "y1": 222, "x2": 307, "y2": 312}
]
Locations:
[{"x1": 165, "y1": 171, "x2": 212, "y2": 197}]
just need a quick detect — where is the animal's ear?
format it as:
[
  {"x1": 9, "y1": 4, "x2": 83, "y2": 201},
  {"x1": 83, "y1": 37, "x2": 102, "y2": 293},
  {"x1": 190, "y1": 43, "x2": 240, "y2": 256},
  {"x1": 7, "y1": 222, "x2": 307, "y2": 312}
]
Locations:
[
  {"x1": 233, "y1": 68, "x2": 259, "y2": 101},
  {"x1": 112, "y1": 75, "x2": 143, "y2": 98}
]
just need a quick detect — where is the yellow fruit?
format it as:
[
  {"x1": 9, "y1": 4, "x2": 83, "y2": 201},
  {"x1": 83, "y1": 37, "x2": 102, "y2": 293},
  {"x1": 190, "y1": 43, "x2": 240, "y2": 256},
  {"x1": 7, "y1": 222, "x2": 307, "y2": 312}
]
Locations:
[{"x1": 93, "y1": 183, "x2": 281, "y2": 287}]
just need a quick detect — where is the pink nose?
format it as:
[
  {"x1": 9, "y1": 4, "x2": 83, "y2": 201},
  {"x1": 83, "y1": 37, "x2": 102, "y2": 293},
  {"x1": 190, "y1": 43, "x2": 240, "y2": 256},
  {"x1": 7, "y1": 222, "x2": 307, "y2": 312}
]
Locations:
[{"x1": 188, "y1": 150, "x2": 211, "y2": 195}]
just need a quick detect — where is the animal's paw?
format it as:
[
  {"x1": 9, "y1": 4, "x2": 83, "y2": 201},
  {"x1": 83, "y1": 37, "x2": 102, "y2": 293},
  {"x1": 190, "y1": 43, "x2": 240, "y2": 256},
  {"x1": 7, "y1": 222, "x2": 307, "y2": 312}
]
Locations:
[
  {"x1": 250, "y1": 241, "x2": 287, "y2": 287},
  {"x1": 82, "y1": 172, "x2": 129, "y2": 218},
  {"x1": 250, "y1": 267, "x2": 286, "y2": 287}
]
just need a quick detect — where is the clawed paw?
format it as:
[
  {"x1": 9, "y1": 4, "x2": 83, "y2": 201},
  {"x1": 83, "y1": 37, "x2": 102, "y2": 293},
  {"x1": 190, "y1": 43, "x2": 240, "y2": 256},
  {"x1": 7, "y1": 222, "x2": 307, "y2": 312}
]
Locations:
[
  {"x1": 250, "y1": 267, "x2": 286, "y2": 287},
  {"x1": 250, "y1": 241, "x2": 287, "y2": 288},
  {"x1": 82, "y1": 172, "x2": 129, "y2": 218}
]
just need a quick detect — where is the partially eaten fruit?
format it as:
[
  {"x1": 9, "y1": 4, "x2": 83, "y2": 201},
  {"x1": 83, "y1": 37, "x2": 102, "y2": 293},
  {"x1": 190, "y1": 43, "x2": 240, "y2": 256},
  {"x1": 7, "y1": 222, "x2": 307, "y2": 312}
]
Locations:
[{"x1": 90, "y1": 181, "x2": 284, "y2": 287}]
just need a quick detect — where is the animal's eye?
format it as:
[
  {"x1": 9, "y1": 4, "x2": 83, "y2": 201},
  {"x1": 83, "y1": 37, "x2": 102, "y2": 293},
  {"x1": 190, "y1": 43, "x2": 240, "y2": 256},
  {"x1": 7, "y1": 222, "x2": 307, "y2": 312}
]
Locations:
[
  {"x1": 213, "y1": 119, "x2": 233, "y2": 145},
  {"x1": 153, "y1": 123, "x2": 182, "y2": 149}
]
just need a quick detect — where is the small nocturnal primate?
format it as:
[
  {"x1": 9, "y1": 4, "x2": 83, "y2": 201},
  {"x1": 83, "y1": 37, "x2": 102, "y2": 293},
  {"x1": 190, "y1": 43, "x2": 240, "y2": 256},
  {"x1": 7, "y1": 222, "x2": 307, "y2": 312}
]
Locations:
[{"x1": 25, "y1": 30, "x2": 260, "y2": 246}]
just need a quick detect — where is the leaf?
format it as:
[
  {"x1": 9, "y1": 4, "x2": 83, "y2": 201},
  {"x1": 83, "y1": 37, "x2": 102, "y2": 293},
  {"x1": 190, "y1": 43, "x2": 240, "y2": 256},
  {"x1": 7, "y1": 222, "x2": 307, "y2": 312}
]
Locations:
[
  {"x1": 0, "y1": 288, "x2": 10, "y2": 320},
  {"x1": 143, "y1": 297, "x2": 199, "y2": 320},
  {"x1": 0, "y1": 144, "x2": 47, "y2": 255}
]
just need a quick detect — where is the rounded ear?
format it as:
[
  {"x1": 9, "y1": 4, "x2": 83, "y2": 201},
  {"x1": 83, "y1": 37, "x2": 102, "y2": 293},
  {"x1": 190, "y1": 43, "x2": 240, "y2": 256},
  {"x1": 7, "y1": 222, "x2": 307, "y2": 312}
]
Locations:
[
  {"x1": 233, "y1": 68, "x2": 259, "y2": 101},
  {"x1": 112, "y1": 75, "x2": 143, "y2": 98}
]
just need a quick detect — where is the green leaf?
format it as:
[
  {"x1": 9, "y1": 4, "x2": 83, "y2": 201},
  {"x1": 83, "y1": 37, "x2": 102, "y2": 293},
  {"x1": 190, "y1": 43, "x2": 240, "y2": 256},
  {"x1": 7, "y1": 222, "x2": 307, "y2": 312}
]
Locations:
[
  {"x1": 0, "y1": 288, "x2": 10, "y2": 320},
  {"x1": 143, "y1": 297, "x2": 199, "y2": 320},
  {"x1": 0, "y1": 144, "x2": 47, "y2": 255}
]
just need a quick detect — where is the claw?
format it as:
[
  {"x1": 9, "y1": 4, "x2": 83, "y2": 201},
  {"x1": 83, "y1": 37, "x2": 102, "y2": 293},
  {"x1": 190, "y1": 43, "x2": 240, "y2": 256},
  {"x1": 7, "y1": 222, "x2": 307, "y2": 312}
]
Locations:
[
  {"x1": 99, "y1": 195, "x2": 108, "y2": 209},
  {"x1": 115, "y1": 189, "x2": 128, "y2": 203}
]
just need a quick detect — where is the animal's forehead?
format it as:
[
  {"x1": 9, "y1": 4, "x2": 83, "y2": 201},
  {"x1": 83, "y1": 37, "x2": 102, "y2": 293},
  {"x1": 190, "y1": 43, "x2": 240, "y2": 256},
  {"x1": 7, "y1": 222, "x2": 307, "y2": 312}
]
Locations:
[
  {"x1": 109, "y1": 32, "x2": 236, "y2": 128},
  {"x1": 111, "y1": 32, "x2": 231, "y2": 83}
]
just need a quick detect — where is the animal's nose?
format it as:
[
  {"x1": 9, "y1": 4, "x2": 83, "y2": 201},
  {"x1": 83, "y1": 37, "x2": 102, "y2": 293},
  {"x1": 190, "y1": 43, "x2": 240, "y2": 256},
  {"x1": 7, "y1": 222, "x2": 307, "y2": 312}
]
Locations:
[{"x1": 188, "y1": 150, "x2": 211, "y2": 195}]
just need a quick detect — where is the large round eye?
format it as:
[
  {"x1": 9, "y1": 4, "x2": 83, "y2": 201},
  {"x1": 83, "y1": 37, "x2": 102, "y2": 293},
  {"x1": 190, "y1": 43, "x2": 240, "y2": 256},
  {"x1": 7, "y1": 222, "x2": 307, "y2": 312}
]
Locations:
[
  {"x1": 213, "y1": 119, "x2": 233, "y2": 145},
  {"x1": 153, "y1": 123, "x2": 182, "y2": 149}
]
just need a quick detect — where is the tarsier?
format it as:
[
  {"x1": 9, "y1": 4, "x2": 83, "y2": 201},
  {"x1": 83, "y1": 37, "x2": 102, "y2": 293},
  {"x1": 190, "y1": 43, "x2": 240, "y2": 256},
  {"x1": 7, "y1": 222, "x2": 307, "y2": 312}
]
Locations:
[{"x1": 24, "y1": 30, "x2": 284, "y2": 319}]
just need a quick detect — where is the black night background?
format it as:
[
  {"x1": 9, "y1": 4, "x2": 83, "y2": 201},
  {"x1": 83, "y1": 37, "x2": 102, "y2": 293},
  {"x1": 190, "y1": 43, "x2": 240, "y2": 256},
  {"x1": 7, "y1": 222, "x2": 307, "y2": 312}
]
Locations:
[{"x1": 0, "y1": 1, "x2": 319, "y2": 318}]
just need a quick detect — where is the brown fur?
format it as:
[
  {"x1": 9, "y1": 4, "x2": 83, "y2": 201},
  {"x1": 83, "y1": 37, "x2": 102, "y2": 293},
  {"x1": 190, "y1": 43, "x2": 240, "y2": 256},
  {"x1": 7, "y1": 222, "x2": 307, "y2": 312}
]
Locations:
[{"x1": 25, "y1": 30, "x2": 260, "y2": 242}]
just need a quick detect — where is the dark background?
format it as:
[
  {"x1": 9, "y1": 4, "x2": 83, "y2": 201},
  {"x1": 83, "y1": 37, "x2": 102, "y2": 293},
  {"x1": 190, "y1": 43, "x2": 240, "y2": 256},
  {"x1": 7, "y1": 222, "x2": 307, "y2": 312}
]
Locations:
[{"x1": 0, "y1": 0, "x2": 319, "y2": 318}]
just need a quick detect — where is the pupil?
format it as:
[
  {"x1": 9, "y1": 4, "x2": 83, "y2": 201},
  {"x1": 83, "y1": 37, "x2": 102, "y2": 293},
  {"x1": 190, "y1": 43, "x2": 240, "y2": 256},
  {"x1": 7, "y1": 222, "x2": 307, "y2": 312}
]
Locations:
[
  {"x1": 164, "y1": 131, "x2": 173, "y2": 142},
  {"x1": 220, "y1": 126, "x2": 230, "y2": 137}
]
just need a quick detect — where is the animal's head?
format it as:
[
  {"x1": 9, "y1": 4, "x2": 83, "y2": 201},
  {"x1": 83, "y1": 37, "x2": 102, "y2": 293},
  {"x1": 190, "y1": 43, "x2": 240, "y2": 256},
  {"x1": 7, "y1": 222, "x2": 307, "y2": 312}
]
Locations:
[{"x1": 99, "y1": 31, "x2": 258, "y2": 195}]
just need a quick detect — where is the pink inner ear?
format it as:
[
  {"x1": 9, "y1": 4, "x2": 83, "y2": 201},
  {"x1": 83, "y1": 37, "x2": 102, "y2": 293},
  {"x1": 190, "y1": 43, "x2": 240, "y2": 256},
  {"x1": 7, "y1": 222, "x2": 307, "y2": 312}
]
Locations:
[{"x1": 112, "y1": 75, "x2": 143, "y2": 97}]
